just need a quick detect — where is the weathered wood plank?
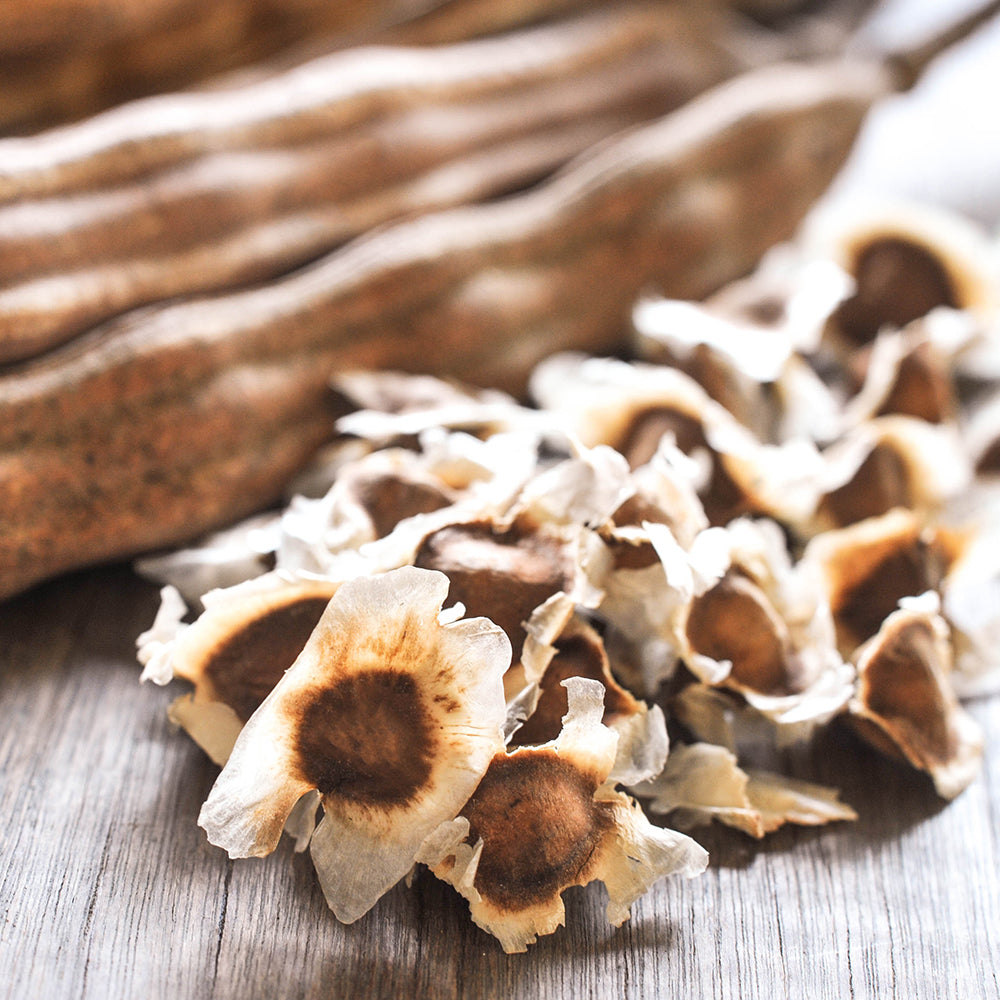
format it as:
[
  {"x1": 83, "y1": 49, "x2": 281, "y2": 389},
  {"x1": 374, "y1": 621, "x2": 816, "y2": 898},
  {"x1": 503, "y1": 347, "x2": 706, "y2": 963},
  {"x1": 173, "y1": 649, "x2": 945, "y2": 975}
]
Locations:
[{"x1": 1, "y1": 566, "x2": 997, "y2": 1000}]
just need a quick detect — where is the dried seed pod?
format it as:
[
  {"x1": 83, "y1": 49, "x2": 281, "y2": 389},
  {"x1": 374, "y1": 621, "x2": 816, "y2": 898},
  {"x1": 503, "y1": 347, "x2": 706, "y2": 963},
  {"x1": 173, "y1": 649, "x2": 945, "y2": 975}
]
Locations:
[
  {"x1": 418, "y1": 678, "x2": 707, "y2": 952},
  {"x1": 802, "y1": 507, "x2": 960, "y2": 657},
  {"x1": 508, "y1": 615, "x2": 668, "y2": 786},
  {"x1": 0, "y1": 0, "x2": 440, "y2": 131},
  {"x1": 198, "y1": 566, "x2": 511, "y2": 923},
  {"x1": 846, "y1": 594, "x2": 984, "y2": 799},
  {"x1": 0, "y1": 54, "x2": 893, "y2": 601},
  {"x1": 804, "y1": 199, "x2": 1000, "y2": 352},
  {"x1": 138, "y1": 572, "x2": 341, "y2": 764},
  {"x1": 635, "y1": 741, "x2": 857, "y2": 837},
  {"x1": 810, "y1": 415, "x2": 971, "y2": 533},
  {"x1": 0, "y1": 3, "x2": 748, "y2": 363}
]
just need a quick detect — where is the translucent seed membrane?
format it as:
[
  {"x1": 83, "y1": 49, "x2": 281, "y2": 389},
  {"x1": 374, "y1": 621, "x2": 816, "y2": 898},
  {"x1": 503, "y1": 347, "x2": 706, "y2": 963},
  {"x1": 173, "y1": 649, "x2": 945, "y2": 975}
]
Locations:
[
  {"x1": 635, "y1": 742, "x2": 857, "y2": 838},
  {"x1": 838, "y1": 324, "x2": 961, "y2": 429},
  {"x1": 675, "y1": 518, "x2": 854, "y2": 742},
  {"x1": 529, "y1": 352, "x2": 822, "y2": 530},
  {"x1": 631, "y1": 248, "x2": 851, "y2": 440},
  {"x1": 412, "y1": 510, "x2": 607, "y2": 684},
  {"x1": 198, "y1": 566, "x2": 511, "y2": 923},
  {"x1": 418, "y1": 679, "x2": 707, "y2": 953},
  {"x1": 810, "y1": 416, "x2": 970, "y2": 534},
  {"x1": 509, "y1": 614, "x2": 668, "y2": 786}
]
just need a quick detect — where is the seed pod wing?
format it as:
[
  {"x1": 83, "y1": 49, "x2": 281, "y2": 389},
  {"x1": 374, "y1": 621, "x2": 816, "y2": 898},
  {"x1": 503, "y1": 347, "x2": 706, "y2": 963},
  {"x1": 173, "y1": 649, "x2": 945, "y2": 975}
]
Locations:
[{"x1": 198, "y1": 566, "x2": 511, "y2": 922}]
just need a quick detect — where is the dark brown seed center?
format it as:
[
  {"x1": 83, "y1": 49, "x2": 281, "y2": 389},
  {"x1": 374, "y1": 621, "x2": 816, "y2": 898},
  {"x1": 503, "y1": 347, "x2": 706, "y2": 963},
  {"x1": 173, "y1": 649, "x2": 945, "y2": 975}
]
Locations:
[
  {"x1": 833, "y1": 539, "x2": 947, "y2": 651},
  {"x1": 511, "y1": 627, "x2": 636, "y2": 747},
  {"x1": 876, "y1": 343, "x2": 953, "y2": 423},
  {"x1": 976, "y1": 435, "x2": 1000, "y2": 475},
  {"x1": 292, "y1": 669, "x2": 437, "y2": 807},
  {"x1": 818, "y1": 442, "x2": 911, "y2": 529},
  {"x1": 834, "y1": 236, "x2": 959, "y2": 346},
  {"x1": 413, "y1": 520, "x2": 572, "y2": 664},
  {"x1": 352, "y1": 471, "x2": 452, "y2": 538},
  {"x1": 616, "y1": 407, "x2": 747, "y2": 526},
  {"x1": 463, "y1": 750, "x2": 609, "y2": 911},
  {"x1": 685, "y1": 571, "x2": 805, "y2": 695},
  {"x1": 860, "y1": 618, "x2": 954, "y2": 762},
  {"x1": 617, "y1": 406, "x2": 704, "y2": 470},
  {"x1": 203, "y1": 595, "x2": 331, "y2": 722}
]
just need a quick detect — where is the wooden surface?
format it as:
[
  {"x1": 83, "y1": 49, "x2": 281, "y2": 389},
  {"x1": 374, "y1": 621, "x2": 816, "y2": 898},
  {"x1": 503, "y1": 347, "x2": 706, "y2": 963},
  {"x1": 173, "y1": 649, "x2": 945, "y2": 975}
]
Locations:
[
  {"x1": 1, "y1": 564, "x2": 998, "y2": 1000},
  {"x1": 4, "y1": 2, "x2": 1000, "y2": 997}
]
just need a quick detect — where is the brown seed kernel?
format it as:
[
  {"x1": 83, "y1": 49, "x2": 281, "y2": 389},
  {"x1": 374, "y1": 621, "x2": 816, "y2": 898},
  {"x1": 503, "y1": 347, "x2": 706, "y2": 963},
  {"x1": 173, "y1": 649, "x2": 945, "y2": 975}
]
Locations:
[
  {"x1": 874, "y1": 341, "x2": 954, "y2": 424},
  {"x1": 833, "y1": 236, "x2": 959, "y2": 346},
  {"x1": 351, "y1": 471, "x2": 453, "y2": 539},
  {"x1": 684, "y1": 570, "x2": 805, "y2": 695},
  {"x1": 462, "y1": 749, "x2": 611, "y2": 912},
  {"x1": 510, "y1": 622, "x2": 638, "y2": 746},
  {"x1": 611, "y1": 493, "x2": 673, "y2": 533},
  {"x1": 615, "y1": 406, "x2": 748, "y2": 527},
  {"x1": 202, "y1": 594, "x2": 331, "y2": 723},
  {"x1": 845, "y1": 600, "x2": 984, "y2": 799},
  {"x1": 616, "y1": 406, "x2": 704, "y2": 469},
  {"x1": 413, "y1": 519, "x2": 574, "y2": 662},
  {"x1": 975, "y1": 436, "x2": 1000, "y2": 476},
  {"x1": 857, "y1": 617, "x2": 953, "y2": 761},
  {"x1": 817, "y1": 442, "x2": 911, "y2": 529},
  {"x1": 669, "y1": 343, "x2": 756, "y2": 429},
  {"x1": 290, "y1": 669, "x2": 437, "y2": 807},
  {"x1": 831, "y1": 534, "x2": 948, "y2": 651},
  {"x1": 605, "y1": 531, "x2": 661, "y2": 572}
]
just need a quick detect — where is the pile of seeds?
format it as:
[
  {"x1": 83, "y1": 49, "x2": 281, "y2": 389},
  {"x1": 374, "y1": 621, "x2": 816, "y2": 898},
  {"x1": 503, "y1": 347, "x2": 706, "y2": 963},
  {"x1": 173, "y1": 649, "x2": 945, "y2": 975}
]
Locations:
[{"x1": 138, "y1": 196, "x2": 1000, "y2": 952}]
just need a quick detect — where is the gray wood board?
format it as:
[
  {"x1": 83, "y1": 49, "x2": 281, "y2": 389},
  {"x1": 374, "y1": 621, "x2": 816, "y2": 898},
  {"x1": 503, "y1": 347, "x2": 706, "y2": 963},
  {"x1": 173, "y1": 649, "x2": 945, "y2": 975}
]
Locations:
[{"x1": 1, "y1": 565, "x2": 997, "y2": 1000}]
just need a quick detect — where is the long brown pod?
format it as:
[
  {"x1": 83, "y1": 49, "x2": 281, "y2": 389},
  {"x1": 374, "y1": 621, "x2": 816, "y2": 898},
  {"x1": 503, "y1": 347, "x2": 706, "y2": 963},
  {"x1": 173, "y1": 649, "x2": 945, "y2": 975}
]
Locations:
[
  {"x1": 0, "y1": 0, "x2": 453, "y2": 133},
  {"x1": 0, "y1": 57, "x2": 893, "y2": 600},
  {"x1": 0, "y1": 6, "x2": 740, "y2": 202},
  {"x1": 0, "y1": 0, "x2": 877, "y2": 135},
  {"x1": 0, "y1": 5, "x2": 745, "y2": 363}
]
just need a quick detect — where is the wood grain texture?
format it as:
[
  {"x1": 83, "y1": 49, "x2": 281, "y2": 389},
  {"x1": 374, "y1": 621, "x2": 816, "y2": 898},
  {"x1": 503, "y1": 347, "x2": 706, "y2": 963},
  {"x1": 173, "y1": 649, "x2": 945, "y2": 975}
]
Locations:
[
  {"x1": 1, "y1": 565, "x2": 997, "y2": 1000},
  {"x1": 2, "y1": 6, "x2": 1000, "y2": 994}
]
